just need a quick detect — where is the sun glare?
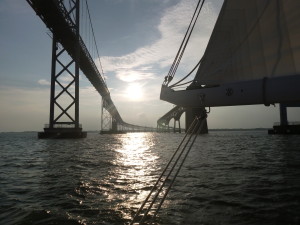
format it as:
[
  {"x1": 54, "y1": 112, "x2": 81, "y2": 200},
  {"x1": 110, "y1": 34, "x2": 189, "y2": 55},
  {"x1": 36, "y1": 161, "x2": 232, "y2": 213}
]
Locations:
[{"x1": 126, "y1": 83, "x2": 143, "y2": 101}]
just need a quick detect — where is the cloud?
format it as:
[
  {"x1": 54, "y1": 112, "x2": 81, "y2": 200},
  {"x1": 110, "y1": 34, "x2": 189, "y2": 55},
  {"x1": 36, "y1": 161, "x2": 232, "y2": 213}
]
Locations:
[
  {"x1": 116, "y1": 69, "x2": 156, "y2": 82},
  {"x1": 59, "y1": 74, "x2": 75, "y2": 82},
  {"x1": 97, "y1": 0, "x2": 221, "y2": 112},
  {"x1": 101, "y1": 0, "x2": 219, "y2": 84},
  {"x1": 38, "y1": 74, "x2": 77, "y2": 86},
  {"x1": 38, "y1": 79, "x2": 50, "y2": 86}
]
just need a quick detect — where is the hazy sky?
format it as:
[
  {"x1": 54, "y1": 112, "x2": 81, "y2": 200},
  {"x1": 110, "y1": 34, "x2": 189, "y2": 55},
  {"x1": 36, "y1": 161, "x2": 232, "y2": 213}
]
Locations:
[{"x1": 0, "y1": 0, "x2": 299, "y2": 132}]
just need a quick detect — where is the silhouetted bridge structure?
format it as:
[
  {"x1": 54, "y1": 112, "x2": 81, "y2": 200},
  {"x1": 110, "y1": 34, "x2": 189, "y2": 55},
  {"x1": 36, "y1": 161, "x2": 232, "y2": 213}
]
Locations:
[
  {"x1": 157, "y1": 106, "x2": 185, "y2": 133},
  {"x1": 27, "y1": 0, "x2": 156, "y2": 138}
]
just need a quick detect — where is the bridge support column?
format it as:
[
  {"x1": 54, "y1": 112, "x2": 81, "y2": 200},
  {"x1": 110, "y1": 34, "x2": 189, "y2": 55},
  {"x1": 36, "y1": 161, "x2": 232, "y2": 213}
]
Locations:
[
  {"x1": 268, "y1": 103, "x2": 300, "y2": 134},
  {"x1": 173, "y1": 119, "x2": 181, "y2": 133},
  {"x1": 185, "y1": 107, "x2": 208, "y2": 134},
  {"x1": 38, "y1": 0, "x2": 86, "y2": 138},
  {"x1": 279, "y1": 104, "x2": 288, "y2": 126}
]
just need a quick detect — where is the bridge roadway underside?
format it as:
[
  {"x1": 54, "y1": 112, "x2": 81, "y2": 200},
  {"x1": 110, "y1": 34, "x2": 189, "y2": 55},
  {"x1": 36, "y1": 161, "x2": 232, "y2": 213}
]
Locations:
[
  {"x1": 157, "y1": 106, "x2": 208, "y2": 134},
  {"x1": 28, "y1": 0, "x2": 153, "y2": 138},
  {"x1": 27, "y1": 0, "x2": 110, "y2": 97}
]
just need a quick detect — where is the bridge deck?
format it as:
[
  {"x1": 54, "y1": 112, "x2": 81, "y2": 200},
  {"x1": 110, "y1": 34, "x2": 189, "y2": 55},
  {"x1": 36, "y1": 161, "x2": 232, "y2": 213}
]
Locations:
[{"x1": 27, "y1": 0, "x2": 122, "y2": 122}]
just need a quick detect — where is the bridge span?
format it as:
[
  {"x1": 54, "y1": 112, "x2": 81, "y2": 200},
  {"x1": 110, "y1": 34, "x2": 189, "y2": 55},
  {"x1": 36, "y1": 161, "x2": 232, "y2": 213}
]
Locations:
[
  {"x1": 157, "y1": 106, "x2": 185, "y2": 133},
  {"x1": 27, "y1": 0, "x2": 155, "y2": 138}
]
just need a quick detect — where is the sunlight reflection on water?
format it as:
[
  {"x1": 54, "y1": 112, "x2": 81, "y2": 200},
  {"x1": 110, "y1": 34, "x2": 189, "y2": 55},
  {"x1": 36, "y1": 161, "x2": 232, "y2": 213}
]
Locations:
[{"x1": 105, "y1": 133, "x2": 160, "y2": 220}]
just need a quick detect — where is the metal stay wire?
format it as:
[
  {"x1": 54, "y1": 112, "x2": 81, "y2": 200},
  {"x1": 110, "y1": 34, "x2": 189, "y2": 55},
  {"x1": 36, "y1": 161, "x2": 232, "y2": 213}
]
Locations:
[
  {"x1": 131, "y1": 115, "x2": 206, "y2": 224},
  {"x1": 138, "y1": 117, "x2": 201, "y2": 224},
  {"x1": 151, "y1": 116, "x2": 206, "y2": 221},
  {"x1": 140, "y1": 117, "x2": 205, "y2": 224},
  {"x1": 130, "y1": 117, "x2": 199, "y2": 225},
  {"x1": 164, "y1": 0, "x2": 205, "y2": 86},
  {"x1": 166, "y1": 0, "x2": 203, "y2": 81}
]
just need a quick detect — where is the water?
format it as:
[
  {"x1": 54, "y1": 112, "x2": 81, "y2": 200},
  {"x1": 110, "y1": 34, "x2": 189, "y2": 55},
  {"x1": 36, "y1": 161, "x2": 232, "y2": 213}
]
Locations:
[{"x1": 0, "y1": 130, "x2": 299, "y2": 225}]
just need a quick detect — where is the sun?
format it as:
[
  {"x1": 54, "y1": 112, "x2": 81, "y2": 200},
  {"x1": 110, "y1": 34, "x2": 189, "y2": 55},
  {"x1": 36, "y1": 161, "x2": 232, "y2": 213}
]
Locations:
[{"x1": 126, "y1": 83, "x2": 143, "y2": 101}]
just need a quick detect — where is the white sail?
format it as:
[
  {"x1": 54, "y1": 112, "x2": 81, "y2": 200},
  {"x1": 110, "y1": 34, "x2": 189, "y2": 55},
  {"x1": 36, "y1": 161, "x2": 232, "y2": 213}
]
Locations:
[{"x1": 194, "y1": 0, "x2": 300, "y2": 85}]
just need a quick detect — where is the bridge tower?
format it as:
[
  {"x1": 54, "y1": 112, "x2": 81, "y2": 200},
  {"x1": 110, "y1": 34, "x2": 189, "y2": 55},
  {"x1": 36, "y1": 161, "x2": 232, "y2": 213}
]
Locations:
[
  {"x1": 100, "y1": 97, "x2": 119, "y2": 133},
  {"x1": 100, "y1": 97, "x2": 125, "y2": 134},
  {"x1": 38, "y1": 0, "x2": 86, "y2": 138},
  {"x1": 173, "y1": 115, "x2": 181, "y2": 133}
]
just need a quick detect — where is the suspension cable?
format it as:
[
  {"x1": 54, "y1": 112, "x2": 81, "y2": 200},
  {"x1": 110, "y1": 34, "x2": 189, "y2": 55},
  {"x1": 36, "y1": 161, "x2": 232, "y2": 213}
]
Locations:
[{"x1": 84, "y1": 0, "x2": 106, "y2": 82}]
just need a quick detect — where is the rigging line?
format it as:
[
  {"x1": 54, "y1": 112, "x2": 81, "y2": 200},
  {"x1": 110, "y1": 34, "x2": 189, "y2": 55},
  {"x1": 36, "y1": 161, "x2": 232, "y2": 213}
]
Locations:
[
  {"x1": 170, "y1": 0, "x2": 205, "y2": 82},
  {"x1": 170, "y1": 57, "x2": 202, "y2": 88},
  {"x1": 152, "y1": 116, "x2": 206, "y2": 221},
  {"x1": 164, "y1": 0, "x2": 201, "y2": 84},
  {"x1": 140, "y1": 117, "x2": 205, "y2": 224},
  {"x1": 166, "y1": 0, "x2": 203, "y2": 83},
  {"x1": 166, "y1": 0, "x2": 205, "y2": 86},
  {"x1": 130, "y1": 117, "x2": 199, "y2": 225},
  {"x1": 138, "y1": 117, "x2": 202, "y2": 224},
  {"x1": 85, "y1": 0, "x2": 106, "y2": 79},
  {"x1": 172, "y1": 80, "x2": 193, "y2": 88}
]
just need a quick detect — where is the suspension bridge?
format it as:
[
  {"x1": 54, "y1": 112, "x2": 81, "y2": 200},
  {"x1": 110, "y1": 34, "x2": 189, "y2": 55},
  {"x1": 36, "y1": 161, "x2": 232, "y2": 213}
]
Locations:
[
  {"x1": 23, "y1": 0, "x2": 300, "y2": 223},
  {"x1": 27, "y1": 0, "x2": 158, "y2": 138}
]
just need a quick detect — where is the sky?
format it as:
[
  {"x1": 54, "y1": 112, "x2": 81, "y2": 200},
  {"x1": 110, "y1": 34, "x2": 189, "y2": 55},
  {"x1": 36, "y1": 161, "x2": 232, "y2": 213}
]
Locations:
[{"x1": 0, "y1": 0, "x2": 299, "y2": 132}]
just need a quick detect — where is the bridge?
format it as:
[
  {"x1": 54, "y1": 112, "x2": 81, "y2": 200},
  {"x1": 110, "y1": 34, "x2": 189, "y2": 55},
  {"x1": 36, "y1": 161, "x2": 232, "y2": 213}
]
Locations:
[
  {"x1": 157, "y1": 106, "x2": 185, "y2": 133},
  {"x1": 27, "y1": 0, "x2": 156, "y2": 138}
]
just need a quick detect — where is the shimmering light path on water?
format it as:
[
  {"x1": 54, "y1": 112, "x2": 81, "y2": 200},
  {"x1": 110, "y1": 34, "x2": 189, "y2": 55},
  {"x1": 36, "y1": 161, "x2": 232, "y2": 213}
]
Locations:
[{"x1": 0, "y1": 131, "x2": 299, "y2": 224}]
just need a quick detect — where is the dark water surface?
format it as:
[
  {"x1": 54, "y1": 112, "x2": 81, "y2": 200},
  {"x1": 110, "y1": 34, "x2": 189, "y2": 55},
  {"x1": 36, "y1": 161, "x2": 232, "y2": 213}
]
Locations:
[{"x1": 0, "y1": 131, "x2": 299, "y2": 225}]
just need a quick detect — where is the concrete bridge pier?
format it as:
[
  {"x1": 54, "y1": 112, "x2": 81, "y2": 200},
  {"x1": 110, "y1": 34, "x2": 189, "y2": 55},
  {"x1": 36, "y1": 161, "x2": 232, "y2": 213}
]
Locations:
[
  {"x1": 268, "y1": 103, "x2": 300, "y2": 134},
  {"x1": 185, "y1": 107, "x2": 208, "y2": 134},
  {"x1": 279, "y1": 104, "x2": 288, "y2": 126},
  {"x1": 173, "y1": 119, "x2": 181, "y2": 133}
]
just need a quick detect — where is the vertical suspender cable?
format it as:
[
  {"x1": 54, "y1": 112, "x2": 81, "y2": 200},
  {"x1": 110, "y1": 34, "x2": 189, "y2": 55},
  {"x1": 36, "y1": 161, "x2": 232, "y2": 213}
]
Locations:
[{"x1": 85, "y1": 0, "x2": 105, "y2": 81}]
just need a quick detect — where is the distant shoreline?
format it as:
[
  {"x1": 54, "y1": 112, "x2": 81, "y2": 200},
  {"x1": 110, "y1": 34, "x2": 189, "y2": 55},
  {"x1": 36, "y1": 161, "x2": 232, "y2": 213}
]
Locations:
[
  {"x1": 1, "y1": 128, "x2": 269, "y2": 133},
  {"x1": 209, "y1": 128, "x2": 268, "y2": 131}
]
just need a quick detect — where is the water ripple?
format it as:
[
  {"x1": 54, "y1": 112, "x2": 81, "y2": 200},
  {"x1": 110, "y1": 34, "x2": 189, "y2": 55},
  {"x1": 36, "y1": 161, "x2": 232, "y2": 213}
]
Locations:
[{"x1": 0, "y1": 131, "x2": 299, "y2": 224}]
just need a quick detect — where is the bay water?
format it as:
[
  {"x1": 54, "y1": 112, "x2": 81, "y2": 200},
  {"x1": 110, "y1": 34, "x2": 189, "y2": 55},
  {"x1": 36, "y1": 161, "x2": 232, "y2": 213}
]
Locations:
[{"x1": 0, "y1": 130, "x2": 299, "y2": 224}]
